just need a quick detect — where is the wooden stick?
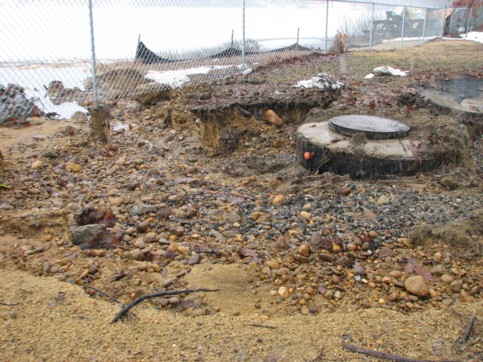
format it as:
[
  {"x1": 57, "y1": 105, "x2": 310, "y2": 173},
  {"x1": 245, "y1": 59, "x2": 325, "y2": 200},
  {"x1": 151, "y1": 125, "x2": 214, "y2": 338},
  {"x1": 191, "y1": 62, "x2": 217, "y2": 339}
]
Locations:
[
  {"x1": 111, "y1": 288, "x2": 219, "y2": 324},
  {"x1": 0, "y1": 301, "x2": 21, "y2": 306},
  {"x1": 85, "y1": 285, "x2": 122, "y2": 305},
  {"x1": 458, "y1": 313, "x2": 477, "y2": 344},
  {"x1": 230, "y1": 191, "x2": 254, "y2": 201},
  {"x1": 247, "y1": 323, "x2": 277, "y2": 329},
  {"x1": 342, "y1": 343, "x2": 458, "y2": 362}
]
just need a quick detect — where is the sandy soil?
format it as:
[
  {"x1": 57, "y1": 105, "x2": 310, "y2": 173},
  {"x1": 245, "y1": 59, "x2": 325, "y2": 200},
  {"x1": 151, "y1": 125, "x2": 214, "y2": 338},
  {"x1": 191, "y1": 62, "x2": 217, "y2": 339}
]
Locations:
[
  {"x1": 0, "y1": 265, "x2": 480, "y2": 361},
  {"x1": 0, "y1": 39, "x2": 482, "y2": 361}
]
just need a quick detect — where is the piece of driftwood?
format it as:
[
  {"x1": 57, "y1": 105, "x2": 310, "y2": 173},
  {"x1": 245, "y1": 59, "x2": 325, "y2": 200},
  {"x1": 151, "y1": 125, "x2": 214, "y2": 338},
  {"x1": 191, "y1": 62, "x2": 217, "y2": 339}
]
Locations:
[
  {"x1": 342, "y1": 343, "x2": 459, "y2": 362},
  {"x1": 111, "y1": 288, "x2": 219, "y2": 324},
  {"x1": 457, "y1": 313, "x2": 477, "y2": 344}
]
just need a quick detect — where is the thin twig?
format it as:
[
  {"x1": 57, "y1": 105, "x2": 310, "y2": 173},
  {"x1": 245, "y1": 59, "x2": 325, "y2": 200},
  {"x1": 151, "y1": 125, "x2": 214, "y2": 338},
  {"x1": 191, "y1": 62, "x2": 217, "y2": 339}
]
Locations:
[
  {"x1": 458, "y1": 313, "x2": 477, "y2": 344},
  {"x1": 85, "y1": 285, "x2": 122, "y2": 305},
  {"x1": 193, "y1": 249, "x2": 222, "y2": 256},
  {"x1": 342, "y1": 343, "x2": 459, "y2": 362},
  {"x1": 0, "y1": 301, "x2": 21, "y2": 306},
  {"x1": 306, "y1": 345, "x2": 325, "y2": 362},
  {"x1": 111, "y1": 288, "x2": 219, "y2": 324},
  {"x1": 247, "y1": 323, "x2": 277, "y2": 329},
  {"x1": 230, "y1": 191, "x2": 254, "y2": 201}
]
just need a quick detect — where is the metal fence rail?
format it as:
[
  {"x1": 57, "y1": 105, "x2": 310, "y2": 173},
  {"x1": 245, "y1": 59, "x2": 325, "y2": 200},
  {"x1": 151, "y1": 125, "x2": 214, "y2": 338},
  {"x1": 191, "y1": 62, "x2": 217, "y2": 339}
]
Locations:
[{"x1": 0, "y1": 0, "x2": 472, "y2": 123}]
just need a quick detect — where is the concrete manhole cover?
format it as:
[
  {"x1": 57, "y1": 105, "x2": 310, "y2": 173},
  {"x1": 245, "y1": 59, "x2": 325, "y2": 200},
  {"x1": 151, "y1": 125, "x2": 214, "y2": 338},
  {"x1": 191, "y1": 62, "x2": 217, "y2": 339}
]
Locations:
[
  {"x1": 328, "y1": 115, "x2": 410, "y2": 139},
  {"x1": 296, "y1": 120, "x2": 441, "y2": 179}
]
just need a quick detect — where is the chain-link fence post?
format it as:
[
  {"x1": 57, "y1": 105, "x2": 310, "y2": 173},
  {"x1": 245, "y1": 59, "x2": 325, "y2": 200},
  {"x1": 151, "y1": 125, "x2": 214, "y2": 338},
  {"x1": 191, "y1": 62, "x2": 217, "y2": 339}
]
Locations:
[
  {"x1": 465, "y1": 6, "x2": 472, "y2": 38},
  {"x1": 400, "y1": 6, "x2": 406, "y2": 49},
  {"x1": 449, "y1": 6, "x2": 455, "y2": 34},
  {"x1": 88, "y1": 0, "x2": 99, "y2": 109},
  {"x1": 443, "y1": 6, "x2": 448, "y2": 35},
  {"x1": 422, "y1": 8, "x2": 427, "y2": 44},
  {"x1": 325, "y1": 1, "x2": 329, "y2": 53},
  {"x1": 369, "y1": 3, "x2": 375, "y2": 50},
  {"x1": 88, "y1": 0, "x2": 109, "y2": 144},
  {"x1": 242, "y1": 0, "x2": 246, "y2": 69}
]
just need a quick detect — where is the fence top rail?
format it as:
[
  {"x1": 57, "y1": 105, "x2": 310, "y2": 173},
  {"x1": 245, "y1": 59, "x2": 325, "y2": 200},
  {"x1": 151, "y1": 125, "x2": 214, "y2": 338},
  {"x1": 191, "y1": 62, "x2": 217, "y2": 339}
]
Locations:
[{"x1": 321, "y1": 0, "x2": 451, "y2": 9}]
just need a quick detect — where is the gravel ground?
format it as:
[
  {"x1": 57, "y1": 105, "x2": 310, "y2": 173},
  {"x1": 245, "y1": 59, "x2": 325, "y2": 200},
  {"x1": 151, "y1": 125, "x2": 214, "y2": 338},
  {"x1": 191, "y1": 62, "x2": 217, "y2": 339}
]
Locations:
[{"x1": 0, "y1": 38, "x2": 481, "y2": 361}]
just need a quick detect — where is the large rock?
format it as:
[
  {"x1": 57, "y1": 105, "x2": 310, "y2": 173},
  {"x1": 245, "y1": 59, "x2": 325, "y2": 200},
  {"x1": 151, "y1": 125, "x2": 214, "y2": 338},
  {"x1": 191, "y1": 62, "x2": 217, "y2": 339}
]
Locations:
[
  {"x1": 83, "y1": 68, "x2": 152, "y2": 99},
  {"x1": 404, "y1": 275, "x2": 429, "y2": 297},
  {"x1": 71, "y1": 224, "x2": 107, "y2": 249},
  {"x1": 0, "y1": 83, "x2": 42, "y2": 124},
  {"x1": 46, "y1": 80, "x2": 83, "y2": 105},
  {"x1": 132, "y1": 83, "x2": 174, "y2": 104}
]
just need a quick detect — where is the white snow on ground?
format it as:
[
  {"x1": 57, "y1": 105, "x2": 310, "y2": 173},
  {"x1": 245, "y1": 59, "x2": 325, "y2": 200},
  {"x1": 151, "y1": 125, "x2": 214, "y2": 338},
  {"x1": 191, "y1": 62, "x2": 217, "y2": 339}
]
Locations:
[
  {"x1": 374, "y1": 66, "x2": 408, "y2": 76},
  {"x1": 452, "y1": 31, "x2": 483, "y2": 44},
  {"x1": 145, "y1": 65, "x2": 232, "y2": 88},
  {"x1": 293, "y1": 73, "x2": 343, "y2": 90},
  {"x1": 0, "y1": 64, "x2": 89, "y2": 120},
  {"x1": 42, "y1": 102, "x2": 88, "y2": 120},
  {"x1": 365, "y1": 66, "x2": 408, "y2": 79},
  {"x1": 439, "y1": 31, "x2": 483, "y2": 43}
]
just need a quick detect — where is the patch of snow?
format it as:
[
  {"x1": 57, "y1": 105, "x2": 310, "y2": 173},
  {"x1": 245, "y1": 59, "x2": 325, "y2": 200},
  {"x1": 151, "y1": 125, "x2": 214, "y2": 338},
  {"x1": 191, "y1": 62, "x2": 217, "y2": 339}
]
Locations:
[
  {"x1": 40, "y1": 101, "x2": 87, "y2": 120},
  {"x1": 364, "y1": 73, "x2": 375, "y2": 79},
  {"x1": 112, "y1": 122, "x2": 130, "y2": 132},
  {"x1": 441, "y1": 32, "x2": 483, "y2": 44},
  {"x1": 293, "y1": 73, "x2": 343, "y2": 90},
  {"x1": 0, "y1": 64, "x2": 88, "y2": 120},
  {"x1": 462, "y1": 31, "x2": 483, "y2": 44},
  {"x1": 242, "y1": 68, "x2": 253, "y2": 76},
  {"x1": 145, "y1": 65, "x2": 231, "y2": 88},
  {"x1": 373, "y1": 66, "x2": 407, "y2": 77}
]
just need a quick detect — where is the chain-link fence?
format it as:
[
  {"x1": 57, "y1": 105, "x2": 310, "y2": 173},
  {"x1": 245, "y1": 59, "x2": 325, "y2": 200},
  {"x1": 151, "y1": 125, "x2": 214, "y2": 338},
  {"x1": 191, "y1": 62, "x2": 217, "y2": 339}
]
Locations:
[{"x1": 1, "y1": 0, "x2": 474, "y2": 123}]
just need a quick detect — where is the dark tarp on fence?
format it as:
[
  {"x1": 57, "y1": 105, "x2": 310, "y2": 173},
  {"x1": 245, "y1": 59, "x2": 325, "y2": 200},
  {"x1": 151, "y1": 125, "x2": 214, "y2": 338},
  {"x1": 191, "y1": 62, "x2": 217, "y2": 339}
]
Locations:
[
  {"x1": 135, "y1": 41, "x2": 174, "y2": 64},
  {"x1": 269, "y1": 43, "x2": 312, "y2": 52},
  {"x1": 135, "y1": 40, "x2": 315, "y2": 64},
  {"x1": 209, "y1": 47, "x2": 243, "y2": 58}
]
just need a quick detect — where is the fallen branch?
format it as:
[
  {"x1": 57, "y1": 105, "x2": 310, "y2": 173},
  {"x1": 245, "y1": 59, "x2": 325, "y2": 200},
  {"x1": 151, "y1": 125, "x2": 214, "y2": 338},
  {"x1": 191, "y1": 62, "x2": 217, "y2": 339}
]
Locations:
[
  {"x1": 457, "y1": 313, "x2": 477, "y2": 344},
  {"x1": 111, "y1": 288, "x2": 219, "y2": 324},
  {"x1": 85, "y1": 285, "x2": 122, "y2": 305},
  {"x1": 342, "y1": 343, "x2": 459, "y2": 362}
]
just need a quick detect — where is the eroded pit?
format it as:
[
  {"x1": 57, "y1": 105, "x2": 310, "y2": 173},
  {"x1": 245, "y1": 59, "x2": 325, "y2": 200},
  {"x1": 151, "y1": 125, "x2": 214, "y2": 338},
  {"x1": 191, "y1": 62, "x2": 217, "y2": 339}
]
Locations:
[
  {"x1": 418, "y1": 77, "x2": 482, "y2": 136},
  {"x1": 191, "y1": 74, "x2": 342, "y2": 152},
  {"x1": 178, "y1": 70, "x2": 473, "y2": 180}
]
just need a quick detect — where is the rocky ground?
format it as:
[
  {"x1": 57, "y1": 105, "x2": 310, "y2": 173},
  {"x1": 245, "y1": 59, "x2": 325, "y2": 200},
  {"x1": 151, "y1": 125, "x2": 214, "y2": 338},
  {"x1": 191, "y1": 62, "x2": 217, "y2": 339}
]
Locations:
[{"x1": 0, "y1": 39, "x2": 482, "y2": 361}]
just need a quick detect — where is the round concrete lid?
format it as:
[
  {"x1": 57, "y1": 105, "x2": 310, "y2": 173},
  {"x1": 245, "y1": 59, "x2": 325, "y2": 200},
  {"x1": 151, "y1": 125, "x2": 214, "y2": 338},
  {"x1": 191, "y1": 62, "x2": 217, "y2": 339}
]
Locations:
[{"x1": 328, "y1": 115, "x2": 410, "y2": 139}]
